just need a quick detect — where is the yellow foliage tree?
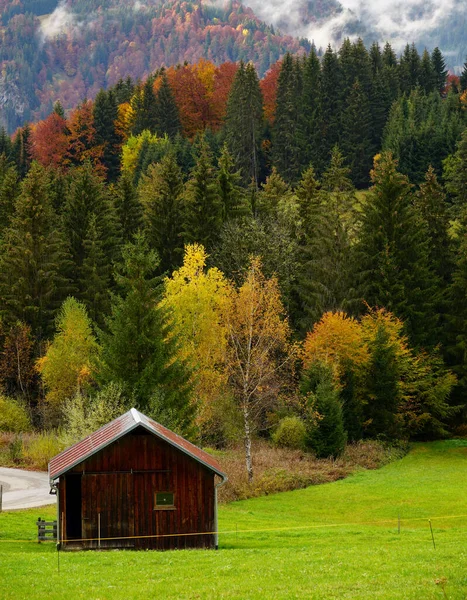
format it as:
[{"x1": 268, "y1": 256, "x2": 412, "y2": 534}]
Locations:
[
  {"x1": 160, "y1": 244, "x2": 231, "y2": 430},
  {"x1": 223, "y1": 258, "x2": 296, "y2": 481},
  {"x1": 36, "y1": 297, "x2": 99, "y2": 407}
]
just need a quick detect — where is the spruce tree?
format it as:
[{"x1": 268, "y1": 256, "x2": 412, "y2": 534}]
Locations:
[
  {"x1": 0, "y1": 155, "x2": 19, "y2": 236},
  {"x1": 225, "y1": 61, "x2": 264, "y2": 187},
  {"x1": 272, "y1": 53, "x2": 303, "y2": 184},
  {"x1": 420, "y1": 49, "x2": 436, "y2": 94},
  {"x1": 113, "y1": 172, "x2": 144, "y2": 244},
  {"x1": 443, "y1": 129, "x2": 467, "y2": 220},
  {"x1": 138, "y1": 151, "x2": 185, "y2": 273},
  {"x1": 301, "y1": 362, "x2": 347, "y2": 458},
  {"x1": 0, "y1": 162, "x2": 70, "y2": 340},
  {"x1": 356, "y1": 153, "x2": 439, "y2": 348},
  {"x1": 319, "y1": 45, "x2": 342, "y2": 164},
  {"x1": 301, "y1": 48, "x2": 322, "y2": 172},
  {"x1": 93, "y1": 89, "x2": 121, "y2": 182},
  {"x1": 431, "y1": 47, "x2": 448, "y2": 95},
  {"x1": 341, "y1": 80, "x2": 374, "y2": 188},
  {"x1": 99, "y1": 234, "x2": 194, "y2": 433},
  {"x1": 217, "y1": 143, "x2": 248, "y2": 221},
  {"x1": 460, "y1": 57, "x2": 467, "y2": 92},
  {"x1": 364, "y1": 324, "x2": 401, "y2": 439},
  {"x1": 399, "y1": 44, "x2": 421, "y2": 94},
  {"x1": 154, "y1": 72, "x2": 181, "y2": 139},
  {"x1": 131, "y1": 77, "x2": 158, "y2": 136},
  {"x1": 64, "y1": 162, "x2": 120, "y2": 293},
  {"x1": 182, "y1": 138, "x2": 222, "y2": 249}
]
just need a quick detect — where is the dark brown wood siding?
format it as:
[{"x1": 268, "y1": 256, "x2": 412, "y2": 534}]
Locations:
[{"x1": 58, "y1": 428, "x2": 216, "y2": 550}]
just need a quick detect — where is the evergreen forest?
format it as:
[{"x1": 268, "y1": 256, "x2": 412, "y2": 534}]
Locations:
[{"x1": 2, "y1": 40, "x2": 467, "y2": 475}]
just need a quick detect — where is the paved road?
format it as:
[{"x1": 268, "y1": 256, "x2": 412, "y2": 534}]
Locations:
[{"x1": 0, "y1": 467, "x2": 56, "y2": 510}]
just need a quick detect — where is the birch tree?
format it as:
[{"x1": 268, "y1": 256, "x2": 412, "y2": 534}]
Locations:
[{"x1": 223, "y1": 258, "x2": 294, "y2": 481}]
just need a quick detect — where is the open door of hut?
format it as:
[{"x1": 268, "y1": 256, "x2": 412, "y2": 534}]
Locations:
[{"x1": 81, "y1": 473, "x2": 135, "y2": 548}]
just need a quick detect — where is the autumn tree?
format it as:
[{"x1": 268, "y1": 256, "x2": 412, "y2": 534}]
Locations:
[
  {"x1": 30, "y1": 112, "x2": 69, "y2": 170},
  {"x1": 37, "y1": 297, "x2": 99, "y2": 408},
  {"x1": 160, "y1": 244, "x2": 232, "y2": 435},
  {"x1": 0, "y1": 321, "x2": 35, "y2": 400},
  {"x1": 223, "y1": 258, "x2": 294, "y2": 481}
]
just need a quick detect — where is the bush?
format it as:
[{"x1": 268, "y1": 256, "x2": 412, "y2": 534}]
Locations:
[
  {"x1": 8, "y1": 435, "x2": 24, "y2": 463},
  {"x1": 23, "y1": 432, "x2": 65, "y2": 470},
  {"x1": 0, "y1": 395, "x2": 31, "y2": 433},
  {"x1": 62, "y1": 383, "x2": 128, "y2": 446},
  {"x1": 272, "y1": 416, "x2": 307, "y2": 450}
]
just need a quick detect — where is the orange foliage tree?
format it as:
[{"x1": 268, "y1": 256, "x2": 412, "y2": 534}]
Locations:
[{"x1": 30, "y1": 113, "x2": 69, "y2": 169}]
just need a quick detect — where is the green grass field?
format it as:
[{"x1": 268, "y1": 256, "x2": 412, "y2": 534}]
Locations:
[{"x1": 1, "y1": 441, "x2": 466, "y2": 599}]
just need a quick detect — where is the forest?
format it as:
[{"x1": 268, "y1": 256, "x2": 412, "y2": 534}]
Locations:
[{"x1": 1, "y1": 39, "x2": 467, "y2": 479}]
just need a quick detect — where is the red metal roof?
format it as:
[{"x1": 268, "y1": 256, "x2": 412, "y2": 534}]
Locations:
[{"x1": 49, "y1": 408, "x2": 226, "y2": 482}]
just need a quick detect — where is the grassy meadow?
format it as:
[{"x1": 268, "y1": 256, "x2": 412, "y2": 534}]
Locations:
[{"x1": 0, "y1": 440, "x2": 466, "y2": 599}]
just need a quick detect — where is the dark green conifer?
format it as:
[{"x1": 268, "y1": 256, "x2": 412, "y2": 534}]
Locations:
[
  {"x1": 93, "y1": 89, "x2": 121, "y2": 182},
  {"x1": 0, "y1": 155, "x2": 19, "y2": 235},
  {"x1": 420, "y1": 49, "x2": 436, "y2": 94},
  {"x1": 138, "y1": 152, "x2": 185, "y2": 273},
  {"x1": 319, "y1": 46, "x2": 342, "y2": 162},
  {"x1": 217, "y1": 143, "x2": 248, "y2": 221},
  {"x1": 154, "y1": 72, "x2": 181, "y2": 139},
  {"x1": 98, "y1": 234, "x2": 194, "y2": 434},
  {"x1": 356, "y1": 153, "x2": 439, "y2": 348},
  {"x1": 225, "y1": 61, "x2": 264, "y2": 187},
  {"x1": 431, "y1": 47, "x2": 448, "y2": 94},
  {"x1": 182, "y1": 138, "x2": 222, "y2": 249},
  {"x1": 460, "y1": 57, "x2": 467, "y2": 92},
  {"x1": 113, "y1": 172, "x2": 144, "y2": 244},
  {"x1": 0, "y1": 162, "x2": 70, "y2": 340}
]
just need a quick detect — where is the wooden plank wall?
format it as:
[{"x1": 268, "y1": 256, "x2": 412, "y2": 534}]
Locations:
[{"x1": 59, "y1": 429, "x2": 216, "y2": 550}]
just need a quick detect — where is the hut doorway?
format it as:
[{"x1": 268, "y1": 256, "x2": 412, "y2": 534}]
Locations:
[{"x1": 65, "y1": 474, "x2": 82, "y2": 539}]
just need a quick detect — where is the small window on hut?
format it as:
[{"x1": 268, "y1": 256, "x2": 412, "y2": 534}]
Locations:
[{"x1": 155, "y1": 492, "x2": 175, "y2": 510}]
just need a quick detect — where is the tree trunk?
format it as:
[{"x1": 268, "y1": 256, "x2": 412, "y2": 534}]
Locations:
[{"x1": 243, "y1": 404, "x2": 253, "y2": 482}]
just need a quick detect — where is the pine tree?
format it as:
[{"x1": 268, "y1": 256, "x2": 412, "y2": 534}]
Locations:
[
  {"x1": 319, "y1": 45, "x2": 342, "y2": 163},
  {"x1": 93, "y1": 89, "x2": 121, "y2": 182},
  {"x1": 154, "y1": 72, "x2": 181, "y2": 139},
  {"x1": 431, "y1": 47, "x2": 448, "y2": 94},
  {"x1": 225, "y1": 61, "x2": 264, "y2": 187},
  {"x1": 79, "y1": 214, "x2": 112, "y2": 325},
  {"x1": 113, "y1": 172, "x2": 144, "y2": 244},
  {"x1": 182, "y1": 138, "x2": 222, "y2": 249},
  {"x1": 64, "y1": 163, "x2": 120, "y2": 292},
  {"x1": 138, "y1": 151, "x2": 185, "y2": 274},
  {"x1": 99, "y1": 234, "x2": 194, "y2": 433},
  {"x1": 364, "y1": 324, "x2": 401, "y2": 439},
  {"x1": 460, "y1": 57, "x2": 467, "y2": 92},
  {"x1": 341, "y1": 80, "x2": 374, "y2": 188},
  {"x1": 0, "y1": 162, "x2": 70, "y2": 340},
  {"x1": 301, "y1": 48, "x2": 322, "y2": 172},
  {"x1": 0, "y1": 155, "x2": 19, "y2": 236},
  {"x1": 271, "y1": 53, "x2": 303, "y2": 184},
  {"x1": 301, "y1": 362, "x2": 346, "y2": 458},
  {"x1": 356, "y1": 153, "x2": 439, "y2": 348},
  {"x1": 217, "y1": 143, "x2": 248, "y2": 221},
  {"x1": 419, "y1": 49, "x2": 436, "y2": 94},
  {"x1": 415, "y1": 166, "x2": 453, "y2": 283}
]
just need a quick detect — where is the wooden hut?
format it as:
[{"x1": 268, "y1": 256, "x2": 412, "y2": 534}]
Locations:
[{"x1": 49, "y1": 408, "x2": 227, "y2": 550}]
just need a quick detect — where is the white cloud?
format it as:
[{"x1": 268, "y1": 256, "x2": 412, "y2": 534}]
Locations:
[
  {"x1": 39, "y1": 1, "x2": 77, "y2": 40},
  {"x1": 243, "y1": 0, "x2": 462, "y2": 52}
]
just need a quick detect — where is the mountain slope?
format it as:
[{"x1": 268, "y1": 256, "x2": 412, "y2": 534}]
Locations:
[{"x1": 0, "y1": 0, "x2": 308, "y2": 132}]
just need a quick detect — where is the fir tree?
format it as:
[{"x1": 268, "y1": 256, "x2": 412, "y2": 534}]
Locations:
[
  {"x1": 93, "y1": 89, "x2": 121, "y2": 182},
  {"x1": 419, "y1": 49, "x2": 436, "y2": 94},
  {"x1": 341, "y1": 80, "x2": 374, "y2": 188},
  {"x1": 99, "y1": 234, "x2": 194, "y2": 433},
  {"x1": 364, "y1": 324, "x2": 401, "y2": 439},
  {"x1": 113, "y1": 172, "x2": 144, "y2": 244},
  {"x1": 138, "y1": 151, "x2": 185, "y2": 274},
  {"x1": 301, "y1": 48, "x2": 322, "y2": 172},
  {"x1": 217, "y1": 143, "x2": 248, "y2": 221},
  {"x1": 356, "y1": 153, "x2": 439, "y2": 348},
  {"x1": 272, "y1": 53, "x2": 304, "y2": 184},
  {"x1": 131, "y1": 77, "x2": 158, "y2": 136},
  {"x1": 301, "y1": 362, "x2": 347, "y2": 458},
  {"x1": 0, "y1": 155, "x2": 19, "y2": 236},
  {"x1": 154, "y1": 72, "x2": 181, "y2": 139},
  {"x1": 319, "y1": 45, "x2": 342, "y2": 163},
  {"x1": 399, "y1": 44, "x2": 421, "y2": 94},
  {"x1": 0, "y1": 162, "x2": 70, "y2": 340},
  {"x1": 182, "y1": 138, "x2": 222, "y2": 249},
  {"x1": 460, "y1": 57, "x2": 467, "y2": 92},
  {"x1": 225, "y1": 61, "x2": 264, "y2": 187},
  {"x1": 431, "y1": 47, "x2": 448, "y2": 94}
]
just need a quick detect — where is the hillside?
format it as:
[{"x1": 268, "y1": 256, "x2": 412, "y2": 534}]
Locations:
[
  {"x1": 1, "y1": 441, "x2": 467, "y2": 598},
  {"x1": 0, "y1": 0, "x2": 308, "y2": 132}
]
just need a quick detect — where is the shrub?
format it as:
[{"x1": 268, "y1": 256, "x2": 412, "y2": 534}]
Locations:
[
  {"x1": 23, "y1": 432, "x2": 65, "y2": 470},
  {"x1": 0, "y1": 395, "x2": 31, "y2": 433},
  {"x1": 62, "y1": 383, "x2": 128, "y2": 446},
  {"x1": 272, "y1": 416, "x2": 307, "y2": 450},
  {"x1": 8, "y1": 435, "x2": 24, "y2": 463}
]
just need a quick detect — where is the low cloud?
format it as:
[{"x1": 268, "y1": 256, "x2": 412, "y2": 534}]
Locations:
[
  {"x1": 39, "y1": 1, "x2": 78, "y2": 41},
  {"x1": 243, "y1": 0, "x2": 462, "y2": 53}
]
